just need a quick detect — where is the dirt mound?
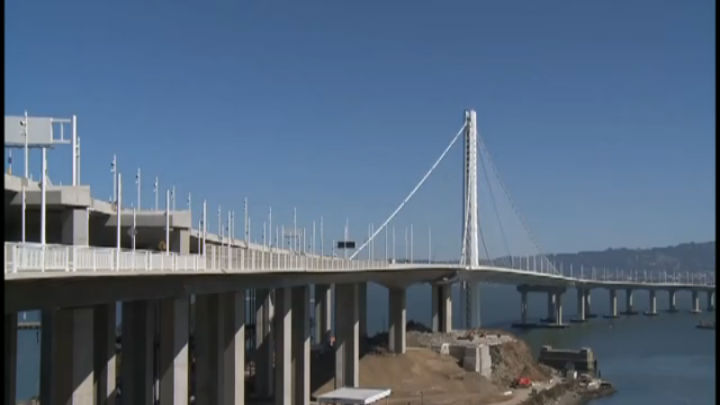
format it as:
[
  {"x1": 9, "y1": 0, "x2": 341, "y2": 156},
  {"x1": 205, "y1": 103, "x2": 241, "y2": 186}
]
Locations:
[
  {"x1": 490, "y1": 340, "x2": 552, "y2": 386},
  {"x1": 312, "y1": 347, "x2": 508, "y2": 404}
]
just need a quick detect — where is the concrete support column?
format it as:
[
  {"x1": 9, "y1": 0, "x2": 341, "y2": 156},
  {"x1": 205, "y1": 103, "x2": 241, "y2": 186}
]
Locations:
[
  {"x1": 520, "y1": 290, "x2": 528, "y2": 324},
  {"x1": 609, "y1": 289, "x2": 618, "y2": 318},
  {"x1": 292, "y1": 286, "x2": 310, "y2": 405},
  {"x1": 41, "y1": 307, "x2": 95, "y2": 404},
  {"x1": 314, "y1": 285, "x2": 331, "y2": 344},
  {"x1": 432, "y1": 284, "x2": 453, "y2": 332},
  {"x1": 546, "y1": 292, "x2": 555, "y2": 322},
  {"x1": 625, "y1": 289, "x2": 634, "y2": 314},
  {"x1": 5, "y1": 314, "x2": 17, "y2": 405},
  {"x1": 159, "y1": 297, "x2": 190, "y2": 405},
  {"x1": 274, "y1": 288, "x2": 292, "y2": 405},
  {"x1": 646, "y1": 290, "x2": 657, "y2": 315},
  {"x1": 554, "y1": 292, "x2": 563, "y2": 325},
  {"x1": 359, "y1": 282, "x2": 367, "y2": 339},
  {"x1": 585, "y1": 291, "x2": 592, "y2": 317},
  {"x1": 334, "y1": 283, "x2": 359, "y2": 388},
  {"x1": 388, "y1": 287, "x2": 407, "y2": 354},
  {"x1": 220, "y1": 291, "x2": 245, "y2": 405},
  {"x1": 171, "y1": 229, "x2": 191, "y2": 254},
  {"x1": 467, "y1": 282, "x2": 482, "y2": 328},
  {"x1": 668, "y1": 290, "x2": 677, "y2": 312},
  {"x1": 576, "y1": 289, "x2": 586, "y2": 322},
  {"x1": 254, "y1": 289, "x2": 274, "y2": 397},
  {"x1": 195, "y1": 294, "x2": 220, "y2": 403},
  {"x1": 691, "y1": 291, "x2": 700, "y2": 313},
  {"x1": 94, "y1": 303, "x2": 117, "y2": 405},
  {"x1": 121, "y1": 301, "x2": 155, "y2": 404},
  {"x1": 708, "y1": 291, "x2": 715, "y2": 311},
  {"x1": 61, "y1": 208, "x2": 89, "y2": 245}
]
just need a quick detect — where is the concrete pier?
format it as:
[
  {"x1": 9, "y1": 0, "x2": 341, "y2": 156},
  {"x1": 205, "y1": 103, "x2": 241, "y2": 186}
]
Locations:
[
  {"x1": 61, "y1": 208, "x2": 89, "y2": 245},
  {"x1": 40, "y1": 307, "x2": 96, "y2": 404},
  {"x1": 645, "y1": 290, "x2": 658, "y2": 316},
  {"x1": 553, "y1": 292, "x2": 564, "y2": 325},
  {"x1": 292, "y1": 286, "x2": 310, "y2": 405},
  {"x1": 254, "y1": 289, "x2": 274, "y2": 397},
  {"x1": 691, "y1": 291, "x2": 701, "y2": 313},
  {"x1": 667, "y1": 289, "x2": 677, "y2": 312},
  {"x1": 431, "y1": 284, "x2": 452, "y2": 332},
  {"x1": 221, "y1": 291, "x2": 246, "y2": 405},
  {"x1": 274, "y1": 288, "x2": 292, "y2": 405},
  {"x1": 5, "y1": 314, "x2": 17, "y2": 405},
  {"x1": 520, "y1": 290, "x2": 528, "y2": 324},
  {"x1": 707, "y1": 291, "x2": 715, "y2": 311},
  {"x1": 334, "y1": 283, "x2": 359, "y2": 388},
  {"x1": 359, "y1": 282, "x2": 367, "y2": 339},
  {"x1": 622, "y1": 289, "x2": 637, "y2": 315},
  {"x1": 195, "y1": 294, "x2": 220, "y2": 403},
  {"x1": 159, "y1": 297, "x2": 190, "y2": 405},
  {"x1": 120, "y1": 301, "x2": 155, "y2": 404},
  {"x1": 584, "y1": 291, "x2": 592, "y2": 318},
  {"x1": 544, "y1": 292, "x2": 556, "y2": 323},
  {"x1": 388, "y1": 287, "x2": 407, "y2": 354},
  {"x1": 93, "y1": 303, "x2": 117, "y2": 405},
  {"x1": 314, "y1": 285, "x2": 332, "y2": 344},
  {"x1": 574, "y1": 289, "x2": 586, "y2": 322},
  {"x1": 607, "y1": 289, "x2": 618, "y2": 318}
]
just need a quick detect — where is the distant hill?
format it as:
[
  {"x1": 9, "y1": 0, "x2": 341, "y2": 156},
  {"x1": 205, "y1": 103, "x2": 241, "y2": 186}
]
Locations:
[{"x1": 547, "y1": 241, "x2": 715, "y2": 273}]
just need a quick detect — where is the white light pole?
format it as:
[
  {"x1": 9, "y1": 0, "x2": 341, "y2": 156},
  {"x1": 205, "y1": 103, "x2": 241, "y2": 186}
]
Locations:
[
  {"x1": 320, "y1": 216, "x2": 324, "y2": 256},
  {"x1": 171, "y1": 186, "x2": 176, "y2": 211},
  {"x1": 116, "y1": 173, "x2": 122, "y2": 268},
  {"x1": 218, "y1": 205, "x2": 222, "y2": 240},
  {"x1": 312, "y1": 221, "x2": 316, "y2": 254},
  {"x1": 202, "y1": 200, "x2": 207, "y2": 256},
  {"x1": 41, "y1": 147, "x2": 47, "y2": 246},
  {"x1": 268, "y1": 207, "x2": 272, "y2": 248},
  {"x1": 165, "y1": 189, "x2": 170, "y2": 255},
  {"x1": 21, "y1": 180, "x2": 26, "y2": 242},
  {"x1": 154, "y1": 177, "x2": 159, "y2": 210},
  {"x1": 392, "y1": 225, "x2": 396, "y2": 262},
  {"x1": 136, "y1": 168, "x2": 141, "y2": 210},
  {"x1": 23, "y1": 111, "x2": 29, "y2": 179},
  {"x1": 187, "y1": 192, "x2": 191, "y2": 210},
  {"x1": 243, "y1": 198, "x2": 249, "y2": 242},
  {"x1": 385, "y1": 226, "x2": 388, "y2": 261},
  {"x1": 72, "y1": 115, "x2": 78, "y2": 185},
  {"x1": 132, "y1": 207, "x2": 137, "y2": 251},
  {"x1": 293, "y1": 207, "x2": 297, "y2": 252},
  {"x1": 111, "y1": 154, "x2": 117, "y2": 203}
]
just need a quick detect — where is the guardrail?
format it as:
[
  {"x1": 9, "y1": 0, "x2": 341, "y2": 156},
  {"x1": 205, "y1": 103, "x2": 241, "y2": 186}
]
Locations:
[
  {"x1": 3, "y1": 242, "x2": 715, "y2": 288},
  {"x1": 3, "y1": 242, "x2": 390, "y2": 274}
]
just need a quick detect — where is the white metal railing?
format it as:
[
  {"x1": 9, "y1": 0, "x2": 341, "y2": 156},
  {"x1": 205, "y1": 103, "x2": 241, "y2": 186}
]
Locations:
[{"x1": 3, "y1": 242, "x2": 716, "y2": 288}]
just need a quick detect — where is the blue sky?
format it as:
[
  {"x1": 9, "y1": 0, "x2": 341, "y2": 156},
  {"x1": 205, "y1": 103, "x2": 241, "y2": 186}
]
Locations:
[{"x1": 4, "y1": 1, "x2": 715, "y2": 258}]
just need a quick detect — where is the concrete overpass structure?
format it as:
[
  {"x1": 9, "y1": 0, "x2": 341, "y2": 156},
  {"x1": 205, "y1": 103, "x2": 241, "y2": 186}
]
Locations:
[{"x1": 4, "y1": 110, "x2": 715, "y2": 405}]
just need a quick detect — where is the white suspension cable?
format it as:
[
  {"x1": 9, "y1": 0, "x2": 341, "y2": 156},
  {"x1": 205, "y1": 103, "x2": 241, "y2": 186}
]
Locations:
[
  {"x1": 477, "y1": 133, "x2": 559, "y2": 274},
  {"x1": 349, "y1": 123, "x2": 467, "y2": 260}
]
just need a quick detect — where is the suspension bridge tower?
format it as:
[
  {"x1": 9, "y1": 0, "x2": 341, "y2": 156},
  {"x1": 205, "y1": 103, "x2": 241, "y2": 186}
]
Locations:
[{"x1": 461, "y1": 109, "x2": 481, "y2": 329}]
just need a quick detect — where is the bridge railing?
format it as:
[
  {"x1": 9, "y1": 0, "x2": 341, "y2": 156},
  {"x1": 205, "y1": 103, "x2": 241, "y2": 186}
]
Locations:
[{"x1": 4, "y1": 242, "x2": 391, "y2": 275}]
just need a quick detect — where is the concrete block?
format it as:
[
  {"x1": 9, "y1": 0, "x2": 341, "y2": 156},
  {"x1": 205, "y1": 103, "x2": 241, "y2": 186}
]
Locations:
[
  {"x1": 431, "y1": 343, "x2": 450, "y2": 355},
  {"x1": 462, "y1": 344, "x2": 491, "y2": 377}
]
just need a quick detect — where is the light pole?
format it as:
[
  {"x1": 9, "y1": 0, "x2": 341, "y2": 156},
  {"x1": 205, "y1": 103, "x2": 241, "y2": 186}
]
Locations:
[
  {"x1": 136, "y1": 168, "x2": 141, "y2": 209},
  {"x1": 320, "y1": 216, "x2": 324, "y2": 256},
  {"x1": 111, "y1": 154, "x2": 117, "y2": 203},
  {"x1": 154, "y1": 177, "x2": 159, "y2": 210},
  {"x1": 116, "y1": 173, "x2": 122, "y2": 268}
]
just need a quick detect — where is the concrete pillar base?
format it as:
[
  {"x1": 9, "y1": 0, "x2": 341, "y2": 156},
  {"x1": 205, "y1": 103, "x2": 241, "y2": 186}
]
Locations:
[
  {"x1": 274, "y1": 288, "x2": 292, "y2": 405},
  {"x1": 334, "y1": 283, "x2": 359, "y2": 388},
  {"x1": 388, "y1": 287, "x2": 407, "y2": 354}
]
